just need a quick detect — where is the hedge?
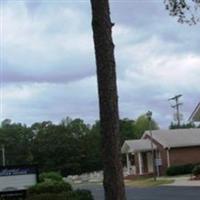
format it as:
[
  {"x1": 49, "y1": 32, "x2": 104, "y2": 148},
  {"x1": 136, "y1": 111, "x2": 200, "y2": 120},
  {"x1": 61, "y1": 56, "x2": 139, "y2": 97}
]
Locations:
[
  {"x1": 74, "y1": 189, "x2": 94, "y2": 200},
  {"x1": 27, "y1": 192, "x2": 75, "y2": 200},
  {"x1": 39, "y1": 172, "x2": 63, "y2": 182},
  {"x1": 28, "y1": 180, "x2": 72, "y2": 195},
  {"x1": 26, "y1": 190, "x2": 94, "y2": 200},
  {"x1": 166, "y1": 164, "x2": 197, "y2": 176},
  {"x1": 193, "y1": 165, "x2": 200, "y2": 176},
  {"x1": 27, "y1": 177, "x2": 94, "y2": 200}
]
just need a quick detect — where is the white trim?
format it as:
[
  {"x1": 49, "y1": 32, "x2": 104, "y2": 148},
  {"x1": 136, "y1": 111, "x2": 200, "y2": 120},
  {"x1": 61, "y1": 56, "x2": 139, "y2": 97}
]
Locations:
[
  {"x1": 189, "y1": 102, "x2": 200, "y2": 122},
  {"x1": 138, "y1": 152, "x2": 143, "y2": 175},
  {"x1": 126, "y1": 153, "x2": 131, "y2": 175},
  {"x1": 167, "y1": 149, "x2": 171, "y2": 167}
]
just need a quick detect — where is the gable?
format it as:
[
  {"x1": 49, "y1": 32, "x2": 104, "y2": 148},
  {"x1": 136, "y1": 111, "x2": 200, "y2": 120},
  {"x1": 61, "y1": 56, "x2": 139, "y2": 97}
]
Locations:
[
  {"x1": 142, "y1": 129, "x2": 200, "y2": 149},
  {"x1": 189, "y1": 102, "x2": 200, "y2": 122}
]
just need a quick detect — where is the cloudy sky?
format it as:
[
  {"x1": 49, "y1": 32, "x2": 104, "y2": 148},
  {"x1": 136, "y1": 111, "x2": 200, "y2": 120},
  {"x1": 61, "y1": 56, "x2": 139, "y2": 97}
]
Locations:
[{"x1": 1, "y1": 0, "x2": 200, "y2": 127}]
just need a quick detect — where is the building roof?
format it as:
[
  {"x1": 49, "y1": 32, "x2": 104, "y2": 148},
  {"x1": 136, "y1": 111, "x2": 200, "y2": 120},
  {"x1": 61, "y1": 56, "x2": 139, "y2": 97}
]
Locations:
[
  {"x1": 189, "y1": 103, "x2": 200, "y2": 122},
  {"x1": 121, "y1": 139, "x2": 157, "y2": 154},
  {"x1": 143, "y1": 128, "x2": 200, "y2": 149}
]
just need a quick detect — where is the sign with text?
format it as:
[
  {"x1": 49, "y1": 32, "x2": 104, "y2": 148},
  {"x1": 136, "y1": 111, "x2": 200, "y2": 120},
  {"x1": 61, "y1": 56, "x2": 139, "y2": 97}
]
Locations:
[
  {"x1": 155, "y1": 158, "x2": 162, "y2": 166},
  {"x1": 0, "y1": 165, "x2": 38, "y2": 198}
]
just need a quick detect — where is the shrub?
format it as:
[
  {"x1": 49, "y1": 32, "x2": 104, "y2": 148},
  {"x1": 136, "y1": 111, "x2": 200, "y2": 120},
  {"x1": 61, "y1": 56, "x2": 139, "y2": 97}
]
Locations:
[
  {"x1": 74, "y1": 189, "x2": 94, "y2": 200},
  {"x1": 166, "y1": 164, "x2": 195, "y2": 176},
  {"x1": 193, "y1": 165, "x2": 200, "y2": 176},
  {"x1": 28, "y1": 180, "x2": 72, "y2": 195},
  {"x1": 26, "y1": 192, "x2": 76, "y2": 200},
  {"x1": 39, "y1": 172, "x2": 63, "y2": 182},
  {"x1": 26, "y1": 190, "x2": 94, "y2": 200}
]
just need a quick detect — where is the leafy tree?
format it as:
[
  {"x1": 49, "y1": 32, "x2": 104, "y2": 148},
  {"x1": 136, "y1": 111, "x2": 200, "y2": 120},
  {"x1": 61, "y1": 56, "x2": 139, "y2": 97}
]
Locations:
[
  {"x1": 169, "y1": 122, "x2": 196, "y2": 129},
  {"x1": 135, "y1": 114, "x2": 159, "y2": 138},
  {"x1": 0, "y1": 121, "x2": 34, "y2": 165},
  {"x1": 32, "y1": 121, "x2": 82, "y2": 174},
  {"x1": 119, "y1": 118, "x2": 136, "y2": 144},
  {"x1": 165, "y1": 0, "x2": 200, "y2": 24},
  {"x1": 65, "y1": 118, "x2": 90, "y2": 138},
  {"x1": 60, "y1": 117, "x2": 72, "y2": 127},
  {"x1": 81, "y1": 121, "x2": 102, "y2": 173},
  {"x1": 31, "y1": 118, "x2": 102, "y2": 175},
  {"x1": 1, "y1": 119, "x2": 12, "y2": 127},
  {"x1": 90, "y1": 0, "x2": 126, "y2": 199}
]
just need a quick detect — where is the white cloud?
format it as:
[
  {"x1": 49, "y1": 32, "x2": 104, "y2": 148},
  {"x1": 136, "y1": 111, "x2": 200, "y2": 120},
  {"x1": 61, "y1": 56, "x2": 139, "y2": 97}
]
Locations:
[
  {"x1": 2, "y1": 77, "x2": 98, "y2": 125},
  {"x1": 2, "y1": 84, "x2": 42, "y2": 100},
  {"x1": 112, "y1": 24, "x2": 200, "y2": 126},
  {"x1": 1, "y1": 1, "x2": 199, "y2": 127},
  {"x1": 2, "y1": 1, "x2": 95, "y2": 82}
]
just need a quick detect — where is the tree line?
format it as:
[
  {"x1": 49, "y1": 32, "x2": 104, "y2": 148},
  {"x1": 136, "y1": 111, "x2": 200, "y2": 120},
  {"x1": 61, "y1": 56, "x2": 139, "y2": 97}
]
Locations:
[{"x1": 0, "y1": 115, "x2": 158, "y2": 175}]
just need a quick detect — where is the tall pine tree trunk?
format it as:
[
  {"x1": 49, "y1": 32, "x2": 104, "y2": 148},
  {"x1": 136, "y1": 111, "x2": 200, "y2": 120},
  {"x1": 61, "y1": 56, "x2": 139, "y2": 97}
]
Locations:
[{"x1": 90, "y1": 0, "x2": 126, "y2": 199}]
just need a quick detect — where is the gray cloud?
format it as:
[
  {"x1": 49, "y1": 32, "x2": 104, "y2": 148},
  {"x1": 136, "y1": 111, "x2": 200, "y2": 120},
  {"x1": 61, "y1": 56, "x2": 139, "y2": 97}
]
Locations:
[
  {"x1": 111, "y1": 1, "x2": 200, "y2": 55},
  {"x1": 1, "y1": 0, "x2": 199, "y2": 128}
]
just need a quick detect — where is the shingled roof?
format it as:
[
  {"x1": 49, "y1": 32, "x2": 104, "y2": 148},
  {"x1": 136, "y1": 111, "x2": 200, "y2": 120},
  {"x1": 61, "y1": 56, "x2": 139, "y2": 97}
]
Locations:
[
  {"x1": 121, "y1": 139, "x2": 157, "y2": 154},
  {"x1": 143, "y1": 128, "x2": 200, "y2": 149}
]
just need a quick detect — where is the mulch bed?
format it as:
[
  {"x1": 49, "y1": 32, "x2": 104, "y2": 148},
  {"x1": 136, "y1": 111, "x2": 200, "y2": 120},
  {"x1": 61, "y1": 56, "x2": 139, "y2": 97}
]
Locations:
[{"x1": 124, "y1": 173, "x2": 153, "y2": 180}]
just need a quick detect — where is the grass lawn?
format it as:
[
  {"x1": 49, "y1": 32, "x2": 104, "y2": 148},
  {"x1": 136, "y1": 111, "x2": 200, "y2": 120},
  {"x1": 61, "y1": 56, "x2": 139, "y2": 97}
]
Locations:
[{"x1": 125, "y1": 178, "x2": 174, "y2": 188}]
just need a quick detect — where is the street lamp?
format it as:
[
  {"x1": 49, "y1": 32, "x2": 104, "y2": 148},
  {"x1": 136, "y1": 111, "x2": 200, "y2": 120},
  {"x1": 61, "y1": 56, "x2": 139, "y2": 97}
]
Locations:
[{"x1": 146, "y1": 111, "x2": 156, "y2": 181}]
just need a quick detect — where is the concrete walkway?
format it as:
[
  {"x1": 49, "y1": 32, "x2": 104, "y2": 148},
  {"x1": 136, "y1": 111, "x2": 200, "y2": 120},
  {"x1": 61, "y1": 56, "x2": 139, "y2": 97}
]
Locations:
[{"x1": 164, "y1": 176, "x2": 200, "y2": 186}]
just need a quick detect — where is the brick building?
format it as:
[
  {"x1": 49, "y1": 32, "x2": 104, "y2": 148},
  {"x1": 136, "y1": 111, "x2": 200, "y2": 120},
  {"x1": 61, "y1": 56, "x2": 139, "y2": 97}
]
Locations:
[{"x1": 121, "y1": 129, "x2": 200, "y2": 176}]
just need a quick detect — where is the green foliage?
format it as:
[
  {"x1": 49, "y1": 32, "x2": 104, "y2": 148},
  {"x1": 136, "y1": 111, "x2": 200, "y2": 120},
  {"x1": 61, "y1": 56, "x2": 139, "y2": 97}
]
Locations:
[
  {"x1": 26, "y1": 190, "x2": 94, "y2": 200},
  {"x1": 27, "y1": 180, "x2": 93, "y2": 200},
  {"x1": 31, "y1": 118, "x2": 95, "y2": 174},
  {"x1": 26, "y1": 192, "x2": 73, "y2": 200},
  {"x1": 74, "y1": 189, "x2": 94, "y2": 200},
  {"x1": 165, "y1": 0, "x2": 200, "y2": 25},
  {"x1": 0, "y1": 115, "x2": 159, "y2": 175},
  {"x1": 192, "y1": 165, "x2": 200, "y2": 176},
  {"x1": 0, "y1": 121, "x2": 34, "y2": 165},
  {"x1": 169, "y1": 122, "x2": 196, "y2": 129},
  {"x1": 135, "y1": 115, "x2": 159, "y2": 138},
  {"x1": 119, "y1": 118, "x2": 136, "y2": 144},
  {"x1": 28, "y1": 180, "x2": 72, "y2": 195},
  {"x1": 39, "y1": 172, "x2": 63, "y2": 182},
  {"x1": 166, "y1": 164, "x2": 197, "y2": 176}
]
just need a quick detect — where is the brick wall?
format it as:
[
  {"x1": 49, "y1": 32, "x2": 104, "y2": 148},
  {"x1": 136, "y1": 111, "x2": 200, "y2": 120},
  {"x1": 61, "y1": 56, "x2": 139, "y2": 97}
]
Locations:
[
  {"x1": 143, "y1": 134, "x2": 168, "y2": 175},
  {"x1": 138, "y1": 134, "x2": 200, "y2": 175},
  {"x1": 169, "y1": 146, "x2": 200, "y2": 166}
]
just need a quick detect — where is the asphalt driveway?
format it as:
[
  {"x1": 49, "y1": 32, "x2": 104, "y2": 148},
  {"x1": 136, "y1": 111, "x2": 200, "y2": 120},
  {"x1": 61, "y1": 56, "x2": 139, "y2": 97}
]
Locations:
[{"x1": 76, "y1": 184, "x2": 200, "y2": 200}]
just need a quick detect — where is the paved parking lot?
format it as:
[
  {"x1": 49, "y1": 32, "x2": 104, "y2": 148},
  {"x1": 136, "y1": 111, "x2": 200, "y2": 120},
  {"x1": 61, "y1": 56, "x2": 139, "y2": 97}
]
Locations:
[{"x1": 76, "y1": 184, "x2": 200, "y2": 200}]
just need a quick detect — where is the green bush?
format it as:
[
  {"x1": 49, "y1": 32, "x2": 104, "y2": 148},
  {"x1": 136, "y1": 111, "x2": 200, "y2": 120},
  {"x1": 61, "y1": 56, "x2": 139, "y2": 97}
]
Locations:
[
  {"x1": 39, "y1": 172, "x2": 63, "y2": 182},
  {"x1": 193, "y1": 165, "x2": 200, "y2": 176},
  {"x1": 166, "y1": 164, "x2": 196, "y2": 176},
  {"x1": 26, "y1": 190, "x2": 94, "y2": 200},
  {"x1": 26, "y1": 192, "x2": 76, "y2": 200},
  {"x1": 74, "y1": 189, "x2": 94, "y2": 200},
  {"x1": 28, "y1": 180, "x2": 72, "y2": 195}
]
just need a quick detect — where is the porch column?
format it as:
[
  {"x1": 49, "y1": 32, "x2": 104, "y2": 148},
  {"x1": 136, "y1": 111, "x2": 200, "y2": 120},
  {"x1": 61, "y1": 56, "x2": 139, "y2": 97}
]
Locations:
[
  {"x1": 138, "y1": 152, "x2": 143, "y2": 175},
  {"x1": 126, "y1": 153, "x2": 131, "y2": 175},
  {"x1": 167, "y1": 149, "x2": 171, "y2": 167}
]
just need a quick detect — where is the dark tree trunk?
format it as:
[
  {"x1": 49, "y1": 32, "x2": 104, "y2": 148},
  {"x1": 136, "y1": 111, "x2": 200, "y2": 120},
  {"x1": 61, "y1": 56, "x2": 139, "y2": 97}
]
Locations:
[{"x1": 90, "y1": 1, "x2": 126, "y2": 200}]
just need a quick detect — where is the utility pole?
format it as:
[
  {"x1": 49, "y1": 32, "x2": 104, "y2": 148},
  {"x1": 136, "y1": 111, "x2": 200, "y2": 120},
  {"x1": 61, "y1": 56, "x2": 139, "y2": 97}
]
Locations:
[
  {"x1": 168, "y1": 94, "x2": 183, "y2": 127},
  {"x1": 146, "y1": 111, "x2": 156, "y2": 181},
  {"x1": 1, "y1": 145, "x2": 5, "y2": 166}
]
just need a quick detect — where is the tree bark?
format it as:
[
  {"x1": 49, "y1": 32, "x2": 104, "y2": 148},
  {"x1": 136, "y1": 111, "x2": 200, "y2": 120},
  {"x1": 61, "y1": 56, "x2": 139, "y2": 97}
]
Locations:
[{"x1": 90, "y1": 0, "x2": 126, "y2": 200}]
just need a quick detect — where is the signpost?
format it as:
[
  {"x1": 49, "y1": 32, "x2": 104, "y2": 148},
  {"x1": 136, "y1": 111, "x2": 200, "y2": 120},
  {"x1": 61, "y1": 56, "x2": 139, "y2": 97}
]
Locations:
[{"x1": 0, "y1": 165, "x2": 38, "y2": 199}]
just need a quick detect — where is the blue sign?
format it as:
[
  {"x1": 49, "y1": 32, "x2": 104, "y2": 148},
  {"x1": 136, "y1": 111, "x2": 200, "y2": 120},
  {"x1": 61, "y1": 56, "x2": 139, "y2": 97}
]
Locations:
[{"x1": 0, "y1": 166, "x2": 37, "y2": 177}]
